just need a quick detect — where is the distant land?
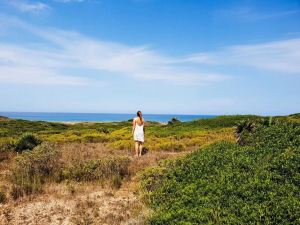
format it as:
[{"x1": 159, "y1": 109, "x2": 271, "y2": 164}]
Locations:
[{"x1": 0, "y1": 112, "x2": 217, "y2": 123}]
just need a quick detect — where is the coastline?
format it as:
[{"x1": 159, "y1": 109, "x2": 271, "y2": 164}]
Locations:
[{"x1": 0, "y1": 112, "x2": 215, "y2": 123}]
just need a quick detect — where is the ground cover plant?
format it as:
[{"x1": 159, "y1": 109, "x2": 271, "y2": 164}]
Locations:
[
  {"x1": 0, "y1": 116, "x2": 242, "y2": 153},
  {"x1": 140, "y1": 119, "x2": 300, "y2": 224}
]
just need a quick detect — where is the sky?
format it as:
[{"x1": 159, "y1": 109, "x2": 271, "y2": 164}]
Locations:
[{"x1": 0, "y1": 0, "x2": 299, "y2": 115}]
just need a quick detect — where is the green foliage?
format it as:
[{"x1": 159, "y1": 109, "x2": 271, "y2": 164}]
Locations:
[
  {"x1": 168, "y1": 118, "x2": 181, "y2": 125},
  {"x1": 96, "y1": 127, "x2": 109, "y2": 134},
  {"x1": 190, "y1": 115, "x2": 262, "y2": 128},
  {"x1": 10, "y1": 143, "x2": 61, "y2": 197},
  {"x1": 241, "y1": 120, "x2": 300, "y2": 149},
  {"x1": 141, "y1": 121, "x2": 300, "y2": 224},
  {"x1": 15, "y1": 133, "x2": 42, "y2": 152},
  {"x1": 0, "y1": 115, "x2": 298, "y2": 154}
]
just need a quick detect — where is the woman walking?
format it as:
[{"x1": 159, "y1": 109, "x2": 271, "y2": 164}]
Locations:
[{"x1": 132, "y1": 111, "x2": 145, "y2": 157}]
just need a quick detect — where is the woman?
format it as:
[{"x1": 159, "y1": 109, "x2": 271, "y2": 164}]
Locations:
[{"x1": 132, "y1": 111, "x2": 145, "y2": 157}]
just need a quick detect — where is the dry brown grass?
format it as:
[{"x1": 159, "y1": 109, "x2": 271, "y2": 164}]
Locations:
[{"x1": 0, "y1": 181, "x2": 149, "y2": 225}]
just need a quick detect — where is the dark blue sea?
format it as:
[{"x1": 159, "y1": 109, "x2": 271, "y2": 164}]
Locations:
[{"x1": 0, "y1": 112, "x2": 216, "y2": 123}]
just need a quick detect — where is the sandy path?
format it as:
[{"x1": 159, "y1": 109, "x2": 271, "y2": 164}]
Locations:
[{"x1": 0, "y1": 181, "x2": 148, "y2": 225}]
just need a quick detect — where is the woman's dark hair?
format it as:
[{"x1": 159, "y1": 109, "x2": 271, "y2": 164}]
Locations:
[{"x1": 136, "y1": 111, "x2": 144, "y2": 125}]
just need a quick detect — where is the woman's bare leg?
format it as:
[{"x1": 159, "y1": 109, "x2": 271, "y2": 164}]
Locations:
[
  {"x1": 139, "y1": 142, "x2": 143, "y2": 157},
  {"x1": 135, "y1": 141, "x2": 139, "y2": 157}
]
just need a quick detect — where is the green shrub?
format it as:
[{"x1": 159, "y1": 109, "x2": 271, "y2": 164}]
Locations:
[
  {"x1": 96, "y1": 127, "x2": 109, "y2": 134},
  {"x1": 168, "y1": 118, "x2": 181, "y2": 125},
  {"x1": 156, "y1": 141, "x2": 185, "y2": 152},
  {"x1": 0, "y1": 138, "x2": 15, "y2": 152},
  {"x1": 140, "y1": 166, "x2": 168, "y2": 194},
  {"x1": 141, "y1": 122, "x2": 300, "y2": 225},
  {"x1": 240, "y1": 121, "x2": 300, "y2": 149},
  {"x1": 191, "y1": 115, "x2": 262, "y2": 128},
  {"x1": 81, "y1": 133, "x2": 109, "y2": 143},
  {"x1": 10, "y1": 143, "x2": 61, "y2": 197},
  {"x1": 15, "y1": 133, "x2": 42, "y2": 152}
]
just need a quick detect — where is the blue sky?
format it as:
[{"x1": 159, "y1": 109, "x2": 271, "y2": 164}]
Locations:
[{"x1": 0, "y1": 0, "x2": 299, "y2": 115}]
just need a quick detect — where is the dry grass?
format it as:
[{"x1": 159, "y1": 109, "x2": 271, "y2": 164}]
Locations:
[
  {"x1": 0, "y1": 141, "x2": 191, "y2": 225},
  {"x1": 0, "y1": 181, "x2": 149, "y2": 225}
]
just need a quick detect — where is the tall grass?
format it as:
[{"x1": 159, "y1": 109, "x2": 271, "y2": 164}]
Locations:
[{"x1": 10, "y1": 143, "x2": 61, "y2": 198}]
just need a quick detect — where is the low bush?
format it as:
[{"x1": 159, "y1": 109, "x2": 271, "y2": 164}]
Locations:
[
  {"x1": 0, "y1": 137, "x2": 15, "y2": 151},
  {"x1": 241, "y1": 121, "x2": 300, "y2": 149},
  {"x1": 167, "y1": 118, "x2": 181, "y2": 125},
  {"x1": 108, "y1": 140, "x2": 133, "y2": 150},
  {"x1": 10, "y1": 143, "x2": 61, "y2": 197},
  {"x1": 96, "y1": 127, "x2": 109, "y2": 134},
  {"x1": 141, "y1": 121, "x2": 300, "y2": 224},
  {"x1": 156, "y1": 141, "x2": 185, "y2": 152},
  {"x1": 191, "y1": 115, "x2": 262, "y2": 128},
  {"x1": 81, "y1": 133, "x2": 109, "y2": 143},
  {"x1": 59, "y1": 156, "x2": 131, "y2": 183},
  {"x1": 15, "y1": 133, "x2": 42, "y2": 152}
]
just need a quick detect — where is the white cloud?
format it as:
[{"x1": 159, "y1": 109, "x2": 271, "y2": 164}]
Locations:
[
  {"x1": 0, "y1": 16, "x2": 230, "y2": 86},
  {"x1": 0, "y1": 66, "x2": 91, "y2": 85},
  {"x1": 185, "y1": 38, "x2": 300, "y2": 74},
  {"x1": 7, "y1": 0, "x2": 50, "y2": 13},
  {"x1": 1, "y1": 16, "x2": 299, "y2": 88}
]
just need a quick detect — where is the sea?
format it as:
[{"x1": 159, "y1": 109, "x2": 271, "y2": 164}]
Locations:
[{"x1": 0, "y1": 112, "x2": 217, "y2": 123}]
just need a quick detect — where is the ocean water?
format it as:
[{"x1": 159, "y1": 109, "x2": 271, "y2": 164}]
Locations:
[{"x1": 0, "y1": 112, "x2": 216, "y2": 123}]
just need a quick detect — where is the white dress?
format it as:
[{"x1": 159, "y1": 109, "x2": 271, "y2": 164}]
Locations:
[{"x1": 134, "y1": 120, "x2": 144, "y2": 142}]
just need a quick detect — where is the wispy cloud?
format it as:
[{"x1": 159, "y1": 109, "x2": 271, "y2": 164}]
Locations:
[
  {"x1": 0, "y1": 16, "x2": 229, "y2": 86},
  {"x1": 7, "y1": 0, "x2": 50, "y2": 13},
  {"x1": 2, "y1": 16, "x2": 298, "y2": 88},
  {"x1": 215, "y1": 6, "x2": 300, "y2": 21},
  {"x1": 185, "y1": 38, "x2": 300, "y2": 74}
]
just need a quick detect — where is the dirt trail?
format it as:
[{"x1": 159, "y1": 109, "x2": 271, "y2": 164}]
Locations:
[
  {"x1": 0, "y1": 189, "x2": 147, "y2": 225},
  {"x1": 0, "y1": 178, "x2": 147, "y2": 225}
]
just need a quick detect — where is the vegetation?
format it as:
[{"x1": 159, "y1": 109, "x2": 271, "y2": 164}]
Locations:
[
  {"x1": 0, "y1": 116, "x2": 239, "y2": 152},
  {"x1": 58, "y1": 156, "x2": 131, "y2": 183},
  {"x1": 1, "y1": 114, "x2": 299, "y2": 224},
  {"x1": 140, "y1": 119, "x2": 300, "y2": 224},
  {"x1": 168, "y1": 118, "x2": 181, "y2": 125},
  {"x1": 14, "y1": 133, "x2": 42, "y2": 152},
  {"x1": 10, "y1": 143, "x2": 61, "y2": 198},
  {"x1": 9, "y1": 142, "x2": 132, "y2": 199}
]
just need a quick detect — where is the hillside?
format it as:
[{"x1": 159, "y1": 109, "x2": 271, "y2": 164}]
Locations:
[
  {"x1": 0, "y1": 114, "x2": 299, "y2": 224},
  {"x1": 140, "y1": 118, "x2": 300, "y2": 224}
]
